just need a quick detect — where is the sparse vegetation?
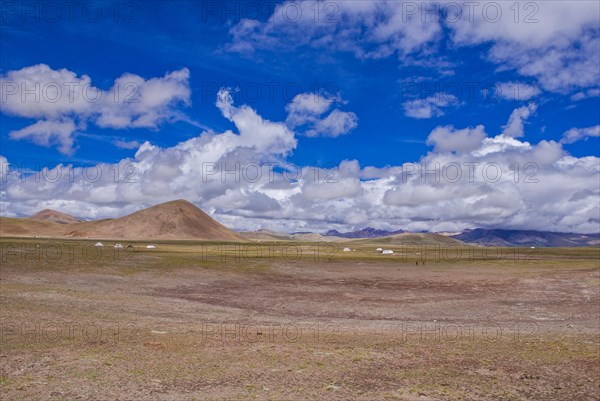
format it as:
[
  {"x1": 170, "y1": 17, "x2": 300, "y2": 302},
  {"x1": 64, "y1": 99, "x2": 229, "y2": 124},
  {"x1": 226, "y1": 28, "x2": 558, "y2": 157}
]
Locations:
[{"x1": 0, "y1": 238, "x2": 598, "y2": 399}]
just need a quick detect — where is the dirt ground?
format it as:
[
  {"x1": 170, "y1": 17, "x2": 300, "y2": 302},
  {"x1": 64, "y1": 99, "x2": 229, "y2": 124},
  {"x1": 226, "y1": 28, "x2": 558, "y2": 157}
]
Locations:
[{"x1": 0, "y1": 239, "x2": 599, "y2": 400}]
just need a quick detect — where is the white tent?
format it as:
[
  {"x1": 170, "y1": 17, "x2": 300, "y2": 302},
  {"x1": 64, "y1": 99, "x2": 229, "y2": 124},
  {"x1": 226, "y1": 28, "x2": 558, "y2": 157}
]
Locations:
[
  {"x1": 94, "y1": 242, "x2": 104, "y2": 247},
  {"x1": 343, "y1": 247, "x2": 351, "y2": 252},
  {"x1": 114, "y1": 243, "x2": 124, "y2": 249},
  {"x1": 382, "y1": 250, "x2": 394, "y2": 254},
  {"x1": 147, "y1": 245, "x2": 156, "y2": 249}
]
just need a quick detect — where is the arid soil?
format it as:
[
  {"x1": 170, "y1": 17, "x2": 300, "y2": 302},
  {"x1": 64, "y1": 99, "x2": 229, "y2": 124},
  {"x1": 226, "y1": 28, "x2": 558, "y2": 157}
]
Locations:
[{"x1": 0, "y1": 240, "x2": 598, "y2": 400}]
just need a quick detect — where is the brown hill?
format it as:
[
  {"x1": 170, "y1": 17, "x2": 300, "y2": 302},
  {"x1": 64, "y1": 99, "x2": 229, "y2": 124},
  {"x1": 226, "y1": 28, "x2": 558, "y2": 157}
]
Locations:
[
  {"x1": 1, "y1": 200, "x2": 245, "y2": 241},
  {"x1": 240, "y1": 229, "x2": 347, "y2": 242},
  {"x1": 0, "y1": 217, "x2": 65, "y2": 237},
  {"x1": 239, "y1": 229, "x2": 291, "y2": 241},
  {"x1": 30, "y1": 209, "x2": 83, "y2": 224},
  {"x1": 63, "y1": 199, "x2": 245, "y2": 241}
]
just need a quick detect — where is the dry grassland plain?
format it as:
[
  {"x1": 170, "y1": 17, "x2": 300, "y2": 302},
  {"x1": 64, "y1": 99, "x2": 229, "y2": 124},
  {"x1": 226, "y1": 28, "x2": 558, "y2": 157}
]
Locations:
[{"x1": 0, "y1": 238, "x2": 598, "y2": 400}]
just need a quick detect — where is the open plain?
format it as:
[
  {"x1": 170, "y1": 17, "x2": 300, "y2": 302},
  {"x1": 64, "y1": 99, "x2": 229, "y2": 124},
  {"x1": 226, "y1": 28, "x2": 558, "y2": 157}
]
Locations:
[{"x1": 0, "y1": 238, "x2": 598, "y2": 400}]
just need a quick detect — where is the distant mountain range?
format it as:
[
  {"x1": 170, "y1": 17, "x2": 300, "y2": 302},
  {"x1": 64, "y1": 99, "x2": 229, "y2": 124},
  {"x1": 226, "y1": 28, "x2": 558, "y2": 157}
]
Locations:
[
  {"x1": 2, "y1": 204, "x2": 598, "y2": 247},
  {"x1": 449, "y1": 228, "x2": 600, "y2": 247},
  {"x1": 324, "y1": 227, "x2": 406, "y2": 238},
  {"x1": 322, "y1": 226, "x2": 599, "y2": 247}
]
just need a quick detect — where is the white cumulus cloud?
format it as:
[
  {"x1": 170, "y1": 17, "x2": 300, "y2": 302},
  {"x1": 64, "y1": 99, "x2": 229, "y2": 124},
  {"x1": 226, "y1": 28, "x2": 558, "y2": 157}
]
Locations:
[
  {"x1": 561, "y1": 125, "x2": 600, "y2": 144},
  {"x1": 285, "y1": 92, "x2": 357, "y2": 137},
  {"x1": 403, "y1": 92, "x2": 460, "y2": 119},
  {"x1": 0, "y1": 64, "x2": 191, "y2": 154}
]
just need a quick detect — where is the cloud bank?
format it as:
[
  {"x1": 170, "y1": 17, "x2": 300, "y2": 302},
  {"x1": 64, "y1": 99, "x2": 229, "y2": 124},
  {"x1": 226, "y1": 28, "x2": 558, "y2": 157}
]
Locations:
[{"x1": 1, "y1": 92, "x2": 598, "y2": 234}]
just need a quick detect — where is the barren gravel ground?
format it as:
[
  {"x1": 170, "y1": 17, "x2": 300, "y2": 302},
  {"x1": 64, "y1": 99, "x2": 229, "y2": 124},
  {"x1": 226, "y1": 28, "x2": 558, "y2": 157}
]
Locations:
[{"x1": 1, "y1": 239, "x2": 599, "y2": 400}]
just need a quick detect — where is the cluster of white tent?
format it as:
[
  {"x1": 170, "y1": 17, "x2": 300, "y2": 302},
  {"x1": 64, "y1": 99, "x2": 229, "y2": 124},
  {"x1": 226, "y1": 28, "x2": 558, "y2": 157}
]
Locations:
[
  {"x1": 93, "y1": 241, "x2": 401, "y2": 255},
  {"x1": 343, "y1": 247, "x2": 395, "y2": 254},
  {"x1": 93, "y1": 242, "x2": 156, "y2": 249}
]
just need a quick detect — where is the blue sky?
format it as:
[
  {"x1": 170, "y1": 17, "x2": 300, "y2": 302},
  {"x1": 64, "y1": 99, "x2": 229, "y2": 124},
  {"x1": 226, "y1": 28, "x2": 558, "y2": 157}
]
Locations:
[{"x1": 1, "y1": 1, "x2": 599, "y2": 233}]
